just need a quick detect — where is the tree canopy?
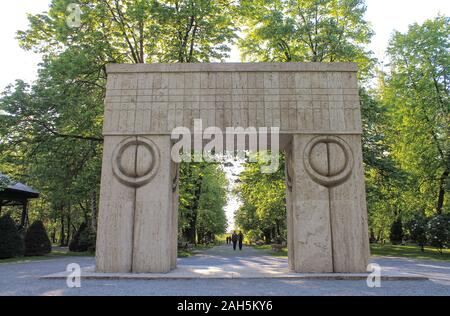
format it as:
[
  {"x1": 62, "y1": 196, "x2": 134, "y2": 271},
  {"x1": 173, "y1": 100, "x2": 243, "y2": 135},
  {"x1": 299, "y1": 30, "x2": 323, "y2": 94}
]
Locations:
[{"x1": 0, "y1": 1, "x2": 448, "y2": 250}]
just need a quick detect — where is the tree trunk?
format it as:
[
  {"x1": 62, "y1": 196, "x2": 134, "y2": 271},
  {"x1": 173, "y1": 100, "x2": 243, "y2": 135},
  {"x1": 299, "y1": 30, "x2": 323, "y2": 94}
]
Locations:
[
  {"x1": 197, "y1": 229, "x2": 204, "y2": 244},
  {"x1": 184, "y1": 168, "x2": 204, "y2": 244},
  {"x1": 66, "y1": 204, "x2": 71, "y2": 246},
  {"x1": 91, "y1": 190, "x2": 98, "y2": 232},
  {"x1": 59, "y1": 209, "x2": 65, "y2": 246},
  {"x1": 264, "y1": 231, "x2": 271, "y2": 244},
  {"x1": 185, "y1": 212, "x2": 198, "y2": 244},
  {"x1": 19, "y1": 201, "x2": 28, "y2": 231},
  {"x1": 51, "y1": 228, "x2": 56, "y2": 244},
  {"x1": 436, "y1": 168, "x2": 449, "y2": 214}
]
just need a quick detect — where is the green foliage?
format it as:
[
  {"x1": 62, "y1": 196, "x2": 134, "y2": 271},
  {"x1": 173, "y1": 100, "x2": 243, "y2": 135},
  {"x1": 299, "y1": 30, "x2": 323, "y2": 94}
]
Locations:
[
  {"x1": 427, "y1": 215, "x2": 450, "y2": 254},
  {"x1": 78, "y1": 227, "x2": 97, "y2": 252},
  {"x1": 367, "y1": 16, "x2": 449, "y2": 242},
  {"x1": 234, "y1": 154, "x2": 287, "y2": 244},
  {"x1": 1, "y1": 0, "x2": 448, "y2": 256},
  {"x1": 17, "y1": 0, "x2": 237, "y2": 63},
  {"x1": 196, "y1": 164, "x2": 229, "y2": 243},
  {"x1": 238, "y1": 0, "x2": 374, "y2": 78},
  {"x1": 405, "y1": 214, "x2": 428, "y2": 251},
  {"x1": 380, "y1": 16, "x2": 449, "y2": 216},
  {"x1": 370, "y1": 244, "x2": 450, "y2": 262},
  {"x1": 361, "y1": 88, "x2": 408, "y2": 242},
  {"x1": 179, "y1": 161, "x2": 228, "y2": 244},
  {"x1": 0, "y1": 174, "x2": 12, "y2": 190},
  {"x1": 24, "y1": 221, "x2": 52, "y2": 256},
  {"x1": 69, "y1": 222, "x2": 87, "y2": 252},
  {"x1": 69, "y1": 222, "x2": 96, "y2": 252},
  {"x1": 0, "y1": 215, "x2": 25, "y2": 259},
  {"x1": 1, "y1": 0, "x2": 237, "y2": 246},
  {"x1": 389, "y1": 217, "x2": 403, "y2": 245}
]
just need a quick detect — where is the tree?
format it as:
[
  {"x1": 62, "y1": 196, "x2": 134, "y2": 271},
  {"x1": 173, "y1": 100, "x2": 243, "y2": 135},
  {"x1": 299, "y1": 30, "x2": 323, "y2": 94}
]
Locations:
[
  {"x1": 17, "y1": 0, "x2": 237, "y2": 64},
  {"x1": 69, "y1": 222, "x2": 97, "y2": 252},
  {"x1": 427, "y1": 214, "x2": 450, "y2": 254},
  {"x1": 0, "y1": 215, "x2": 25, "y2": 259},
  {"x1": 234, "y1": 155, "x2": 287, "y2": 244},
  {"x1": 178, "y1": 162, "x2": 206, "y2": 243},
  {"x1": 196, "y1": 164, "x2": 228, "y2": 243},
  {"x1": 24, "y1": 221, "x2": 52, "y2": 256},
  {"x1": 235, "y1": 0, "x2": 380, "y2": 242},
  {"x1": 179, "y1": 161, "x2": 228, "y2": 244},
  {"x1": 2, "y1": 0, "x2": 238, "y2": 245},
  {"x1": 238, "y1": 0, "x2": 374, "y2": 77},
  {"x1": 69, "y1": 222, "x2": 86, "y2": 252},
  {"x1": 361, "y1": 88, "x2": 409, "y2": 243},
  {"x1": 389, "y1": 217, "x2": 403, "y2": 245},
  {"x1": 406, "y1": 214, "x2": 428, "y2": 252},
  {"x1": 381, "y1": 16, "x2": 449, "y2": 216}
]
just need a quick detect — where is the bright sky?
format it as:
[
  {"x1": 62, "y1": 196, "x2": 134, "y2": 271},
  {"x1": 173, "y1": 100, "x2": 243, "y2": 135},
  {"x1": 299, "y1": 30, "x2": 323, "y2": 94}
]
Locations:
[{"x1": 0, "y1": 0, "x2": 449, "y2": 227}]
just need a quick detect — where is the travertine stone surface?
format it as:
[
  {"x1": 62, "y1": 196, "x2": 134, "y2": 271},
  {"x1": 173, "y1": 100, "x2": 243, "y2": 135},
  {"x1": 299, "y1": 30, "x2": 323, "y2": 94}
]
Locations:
[
  {"x1": 132, "y1": 136, "x2": 175, "y2": 273},
  {"x1": 96, "y1": 136, "x2": 135, "y2": 273},
  {"x1": 285, "y1": 134, "x2": 369, "y2": 273},
  {"x1": 104, "y1": 63, "x2": 361, "y2": 136},
  {"x1": 328, "y1": 135, "x2": 369, "y2": 273},
  {"x1": 97, "y1": 62, "x2": 369, "y2": 274},
  {"x1": 289, "y1": 135, "x2": 334, "y2": 273},
  {"x1": 171, "y1": 162, "x2": 180, "y2": 270},
  {"x1": 97, "y1": 135, "x2": 178, "y2": 273}
]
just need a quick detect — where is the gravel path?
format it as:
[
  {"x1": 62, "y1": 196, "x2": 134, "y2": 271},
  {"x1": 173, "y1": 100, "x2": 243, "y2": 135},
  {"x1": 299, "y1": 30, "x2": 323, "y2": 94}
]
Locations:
[{"x1": 0, "y1": 245, "x2": 449, "y2": 296}]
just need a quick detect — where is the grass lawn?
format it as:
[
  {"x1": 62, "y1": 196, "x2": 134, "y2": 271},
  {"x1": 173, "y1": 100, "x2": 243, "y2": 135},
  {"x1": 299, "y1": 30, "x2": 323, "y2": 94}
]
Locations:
[
  {"x1": 0, "y1": 249, "x2": 94, "y2": 265},
  {"x1": 177, "y1": 243, "x2": 215, "y2": 258},
  {"x1": 370, "y1": 244, "x2": 450, "y2": 262},
  {"x1": 1, "y1": 243, "x2": 215, "y2": 262},
  {"x1": 254, "y1": 244, "x2": 288, "y2": 257},
  {"x1": 254, "y1": 244, "x2": 450, "y2": 262}
]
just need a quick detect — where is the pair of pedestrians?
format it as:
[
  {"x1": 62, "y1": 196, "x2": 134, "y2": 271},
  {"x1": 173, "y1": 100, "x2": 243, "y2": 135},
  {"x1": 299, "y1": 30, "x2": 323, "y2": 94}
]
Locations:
[{"x1": 230, "y1": 231, "x2": 244, "y2": 251}]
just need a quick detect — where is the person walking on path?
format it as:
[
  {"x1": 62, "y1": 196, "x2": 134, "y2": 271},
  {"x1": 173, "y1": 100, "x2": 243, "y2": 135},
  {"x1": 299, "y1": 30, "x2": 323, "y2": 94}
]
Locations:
[
  {"x1": 238, "y1": 231, "x2": 244, "y2": 251},
  {"x1": 231, "y1": 231, "x2": 238, "y2": 251}
]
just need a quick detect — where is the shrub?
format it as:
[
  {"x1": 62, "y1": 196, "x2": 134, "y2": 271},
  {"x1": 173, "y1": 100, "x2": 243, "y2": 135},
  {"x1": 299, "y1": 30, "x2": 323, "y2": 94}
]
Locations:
[
  {"x1": 390, "y1": 217, "x2": 403, "y2": 245},
  {"x1": 0, "y1": 215, "x2": 24, "y2": 259},
  {"x1": 24, "y1": 221, "x2": 52, "y2": 256},
  {"x1": 69, "y1": 223, "x2": 96, "y2": 252},
  {"x1": 245, "y1": 229, "x2": 262, "y2": 245},
  {"x1": 78, "y1": 227, "x2": 96, "y2": 252},
  {"x1": 69, "y1": 222, "x2": 86, "y2": 252},
  {"x1": 406, "y1": 215, "x2": 428, "y2": 252},
  {"x1": 427, "y1": 214, "x2": 450, "y2": 254}
]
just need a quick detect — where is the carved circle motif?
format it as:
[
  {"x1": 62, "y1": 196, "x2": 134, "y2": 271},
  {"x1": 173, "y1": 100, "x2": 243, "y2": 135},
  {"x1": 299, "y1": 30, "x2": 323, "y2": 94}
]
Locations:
[
  {"x1": 303, "y1": 136, "x2": 354, "y2": 188},
  {"x1": 112, "y1": 137, "x2": 160, "y2": 188}
]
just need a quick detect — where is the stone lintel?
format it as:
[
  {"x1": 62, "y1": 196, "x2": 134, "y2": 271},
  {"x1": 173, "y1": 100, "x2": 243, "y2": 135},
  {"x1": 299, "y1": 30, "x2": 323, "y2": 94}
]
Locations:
[{"x1": 106, "y1": 62, "x2": 358, "y2": 74}]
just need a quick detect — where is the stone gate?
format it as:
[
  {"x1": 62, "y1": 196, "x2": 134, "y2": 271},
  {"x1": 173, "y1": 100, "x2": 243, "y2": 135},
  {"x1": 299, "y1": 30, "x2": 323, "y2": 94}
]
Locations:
[{"x1": 96, "y1": 63, "x2": 369, "y2": 274}]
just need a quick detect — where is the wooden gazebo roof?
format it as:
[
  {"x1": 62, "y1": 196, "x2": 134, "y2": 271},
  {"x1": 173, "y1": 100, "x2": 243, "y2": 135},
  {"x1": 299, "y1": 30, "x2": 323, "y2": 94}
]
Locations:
[{"x1": 0, "y1": 173, "x2": 40, "y2": 229}]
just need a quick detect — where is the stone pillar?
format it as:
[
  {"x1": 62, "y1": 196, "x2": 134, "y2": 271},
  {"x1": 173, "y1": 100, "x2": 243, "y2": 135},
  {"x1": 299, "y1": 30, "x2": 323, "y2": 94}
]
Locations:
[
  {"x1": 284, "y1": 147, "x2": 296, "y2": 271},
  {"x1": 96, "y1": 136, "x2": 135, "y2": 272},
  {"x1": 170, "y1": 161, "x2": 180, "y2": 270},
  {"x1": 286, "y1": 134, "x2": 369, "y2": 273},
  {"x1": 96, "y1": 135, "x2": 178, "y2": 273}
]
